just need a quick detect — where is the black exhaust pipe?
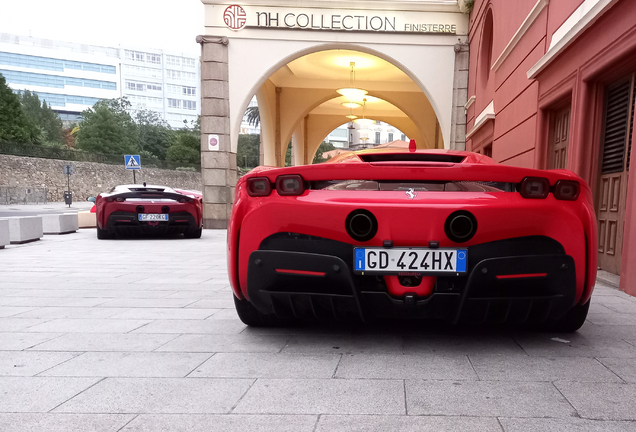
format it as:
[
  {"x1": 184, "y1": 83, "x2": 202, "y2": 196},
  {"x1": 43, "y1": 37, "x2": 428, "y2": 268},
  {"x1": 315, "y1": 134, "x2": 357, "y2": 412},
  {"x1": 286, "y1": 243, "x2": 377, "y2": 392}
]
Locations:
[
  {"x1": 346, "y1": 209, "x2": 378, "y2": 242},
  {"x1": 445, "y1": 210, "x2": 477, "y2": 243}
]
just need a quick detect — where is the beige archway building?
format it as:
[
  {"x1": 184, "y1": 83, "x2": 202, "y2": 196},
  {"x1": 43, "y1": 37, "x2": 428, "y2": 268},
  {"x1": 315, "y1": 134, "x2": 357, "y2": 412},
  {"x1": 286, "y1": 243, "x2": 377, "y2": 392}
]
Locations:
[{"x1": 198, "y1": 1, "x2": 470, "y2": 228}]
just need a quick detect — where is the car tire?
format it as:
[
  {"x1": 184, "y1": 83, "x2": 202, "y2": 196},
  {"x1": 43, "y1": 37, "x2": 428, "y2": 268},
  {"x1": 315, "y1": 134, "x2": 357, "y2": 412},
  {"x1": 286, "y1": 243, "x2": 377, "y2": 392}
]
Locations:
[
  {"x1": 545, "y1": 300, "x2": 590, "y2": 333},
  {"x1": 184, "y1": 227, "x2": 202, "y2": 239},
  {"x1": 233, "y1": 294, "x2": 284, "y2": 327},
  {"x1": 96, "y1": 227, "x2": 112, "y2": 240}
]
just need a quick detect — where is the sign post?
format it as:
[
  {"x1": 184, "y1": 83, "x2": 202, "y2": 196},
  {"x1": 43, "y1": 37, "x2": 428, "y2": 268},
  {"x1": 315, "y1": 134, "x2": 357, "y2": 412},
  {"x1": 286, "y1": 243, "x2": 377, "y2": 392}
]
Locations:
[
  {"x1": 63, "y1": 165, "x2": 73, "y2": 207},
  {"x1": 124, "y1": 155, "x2": 141, "y2": 183}
]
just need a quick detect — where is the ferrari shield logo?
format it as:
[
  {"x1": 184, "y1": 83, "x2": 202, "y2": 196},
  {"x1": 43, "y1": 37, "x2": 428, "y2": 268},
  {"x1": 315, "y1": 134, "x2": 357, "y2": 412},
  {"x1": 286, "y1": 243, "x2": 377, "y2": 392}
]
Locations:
[{"x1": 406, "y1": 188, "x2": 417, "y2": 200}]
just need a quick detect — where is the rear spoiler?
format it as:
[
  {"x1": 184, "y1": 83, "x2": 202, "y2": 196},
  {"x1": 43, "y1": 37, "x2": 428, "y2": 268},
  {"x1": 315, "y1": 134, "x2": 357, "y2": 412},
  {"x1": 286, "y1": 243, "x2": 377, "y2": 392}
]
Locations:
[{"x1": 106, "y1": 191, "x2": 195, "y2": 203}]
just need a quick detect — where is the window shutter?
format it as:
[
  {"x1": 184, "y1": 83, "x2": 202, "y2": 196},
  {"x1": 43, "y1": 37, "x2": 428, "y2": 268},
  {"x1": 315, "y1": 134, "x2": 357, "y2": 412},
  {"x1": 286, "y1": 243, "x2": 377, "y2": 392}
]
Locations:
[{"x1": 601, "y1": 81, "x2": 632, "y2": 174}]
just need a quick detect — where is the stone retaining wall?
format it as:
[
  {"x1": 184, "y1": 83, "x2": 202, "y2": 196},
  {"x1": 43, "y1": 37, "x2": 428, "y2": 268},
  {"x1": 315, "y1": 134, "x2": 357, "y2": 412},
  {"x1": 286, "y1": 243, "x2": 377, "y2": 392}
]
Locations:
[{"x1": 0, "y1": 154, "x2": 202, "y2": 202}]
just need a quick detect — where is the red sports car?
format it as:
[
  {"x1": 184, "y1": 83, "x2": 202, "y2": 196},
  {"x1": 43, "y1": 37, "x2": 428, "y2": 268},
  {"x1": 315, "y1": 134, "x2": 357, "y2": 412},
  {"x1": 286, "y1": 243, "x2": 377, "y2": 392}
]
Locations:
[
  {"x1": 95, "y1": 184, "x2": 203, "y2": 239},
  {"x1": 228, "y1": 149, "x2": 597, "y2": 332}
]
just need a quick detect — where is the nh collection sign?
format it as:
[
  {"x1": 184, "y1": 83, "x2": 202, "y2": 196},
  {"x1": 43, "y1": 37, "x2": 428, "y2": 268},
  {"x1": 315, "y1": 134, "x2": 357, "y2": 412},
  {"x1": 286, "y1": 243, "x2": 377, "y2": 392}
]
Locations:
[{"x1": 220, "y1": 4, "x2": 462, "y2": 34}]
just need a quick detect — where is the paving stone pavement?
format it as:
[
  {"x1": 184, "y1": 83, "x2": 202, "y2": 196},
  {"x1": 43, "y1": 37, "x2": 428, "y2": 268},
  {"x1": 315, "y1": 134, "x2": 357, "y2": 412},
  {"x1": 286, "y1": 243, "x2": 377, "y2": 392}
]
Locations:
[{"x1": 1, "y1": 229, "x2": 636, "y2": 431}]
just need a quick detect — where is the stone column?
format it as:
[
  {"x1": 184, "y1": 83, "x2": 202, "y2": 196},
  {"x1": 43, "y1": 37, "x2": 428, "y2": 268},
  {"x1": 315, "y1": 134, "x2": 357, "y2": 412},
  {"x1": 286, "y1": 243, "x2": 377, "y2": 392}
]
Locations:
[
  {"x1": 450, "y1": 43, "x2": 469, "y2": 150},
  {"x1": 197, "y1": 35, "x2": 235, "y2": 229}
]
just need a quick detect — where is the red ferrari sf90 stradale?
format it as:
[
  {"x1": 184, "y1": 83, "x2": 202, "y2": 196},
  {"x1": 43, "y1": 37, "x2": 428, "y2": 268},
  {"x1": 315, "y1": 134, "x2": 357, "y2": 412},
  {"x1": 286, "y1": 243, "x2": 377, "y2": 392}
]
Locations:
[
  {"x1": 228, "y1": 149, "x2": 597, "y2": 332},
  {"x1": 95, "y1": 185, "x2": 202, "y2": 239}
]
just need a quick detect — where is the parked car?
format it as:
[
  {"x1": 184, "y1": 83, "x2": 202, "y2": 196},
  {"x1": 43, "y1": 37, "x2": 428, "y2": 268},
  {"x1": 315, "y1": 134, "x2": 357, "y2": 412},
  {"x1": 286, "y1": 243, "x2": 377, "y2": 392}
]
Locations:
[
  {"x1": 228, "y1": 148, "x2": 597, "y2": 332},
  {"x1": 95, "y1": 184, "x2": 202, "y2": 239}
]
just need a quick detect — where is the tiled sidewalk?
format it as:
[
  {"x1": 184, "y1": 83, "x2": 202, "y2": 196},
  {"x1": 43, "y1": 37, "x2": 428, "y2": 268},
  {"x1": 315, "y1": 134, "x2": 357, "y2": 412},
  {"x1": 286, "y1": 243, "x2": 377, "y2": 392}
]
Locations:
[{"x1": 1, "y1": 230, "x2": 636, "y2": 431}]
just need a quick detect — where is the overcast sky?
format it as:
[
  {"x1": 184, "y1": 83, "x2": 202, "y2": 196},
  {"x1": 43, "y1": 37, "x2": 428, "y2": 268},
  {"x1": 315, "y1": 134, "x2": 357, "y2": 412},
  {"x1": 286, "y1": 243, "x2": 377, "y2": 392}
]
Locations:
[{"x1": 0, "y1": 0, "x2": 205, "y2": 54}]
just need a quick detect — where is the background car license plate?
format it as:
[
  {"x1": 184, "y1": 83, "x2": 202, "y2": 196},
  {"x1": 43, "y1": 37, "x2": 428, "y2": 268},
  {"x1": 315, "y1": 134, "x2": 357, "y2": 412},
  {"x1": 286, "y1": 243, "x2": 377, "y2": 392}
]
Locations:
[
  {"x1": 138, "y1": 213, "x2": 169, "y2": 221},
  {"x1": 354, "y1": 247, "x2": 467, "y2": 274}
]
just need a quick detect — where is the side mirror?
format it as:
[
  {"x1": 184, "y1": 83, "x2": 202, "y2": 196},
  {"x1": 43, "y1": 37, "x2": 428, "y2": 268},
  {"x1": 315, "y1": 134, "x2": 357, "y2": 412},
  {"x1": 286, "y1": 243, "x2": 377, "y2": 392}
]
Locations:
[{"x1": 87, "y1": 197, "x2": 96, "y2": 203}]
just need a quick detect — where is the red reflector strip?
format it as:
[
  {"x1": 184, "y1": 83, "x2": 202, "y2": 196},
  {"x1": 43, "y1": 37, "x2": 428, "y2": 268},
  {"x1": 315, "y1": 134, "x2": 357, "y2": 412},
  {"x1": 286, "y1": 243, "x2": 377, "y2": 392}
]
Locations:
[
  {"x1": 275, "y1": 269, "x2": 326, "y2": 277},
  {"x1": 496, "y1": 273, "x2": 548, "y2": 280}
]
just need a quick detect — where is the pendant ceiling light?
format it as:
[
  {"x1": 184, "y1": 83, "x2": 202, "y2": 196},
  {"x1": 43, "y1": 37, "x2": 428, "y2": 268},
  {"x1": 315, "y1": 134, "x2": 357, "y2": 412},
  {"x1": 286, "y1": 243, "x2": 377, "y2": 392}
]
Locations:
[
  {"x1": 342, "y1": 102, "x2": 361, "y2": 109},
  {"x1": 337, "y1": 62, "x2": 368, "y2": 106},
  {"x1": 356, "y1": 98, "x2": 371, "y2": 141}
]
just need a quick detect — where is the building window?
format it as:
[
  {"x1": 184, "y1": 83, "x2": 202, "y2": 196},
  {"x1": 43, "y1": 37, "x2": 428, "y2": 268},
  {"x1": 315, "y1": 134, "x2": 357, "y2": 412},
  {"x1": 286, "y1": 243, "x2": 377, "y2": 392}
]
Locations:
[
  {"x1": 480, "y1": 10, "x2": 494, "y2": 84},
  {"x1": 166, "y1": 55, "x2": 180, "y2": 66},
  {"x1": 167, "y1": 70, "x2": 181, "y2": 80},
  {"x1": 123, "y1": 64, "x2": 161, "y2": 79},
  {"x1": 388, "y1": 133, "x2": 393, "y2": 142},
  {"x1": 146, "y1": 54, "x2": 161, "y2": 65},
  {"x1": 483, "y1": 144, "x2": 493, "y2": 158},
  {"x1": 1, "y1": 69, "x2": 116, "y2": 90},
  {"x1": 182, "y1": 100, "x2": 196, "y2": 110},
  {"x1": 182, "y1": 86, "x2": 196, "y2": 96},
  {"x1": 24, "y1": 91, "x2": 101, "y2": 108},
  {"x1": 375, "y1": 132, "x2": 381, "y2": 144},
  {"x1": 183, "y1": 58, "x2": 196, "y2": 68},
  {"x1": 183, "y1": 71, "x2": 196, "y2": 82},
  {"x1": 0, "y1": 52, "x2": 116, "y2": 74},
  {"x1": 168, "y1": 98, "x2": 180, "y2": 108},
  {"x1": 401, "y1": 134, "x2": 406, "y2": 141},
  {"x1": 125, "y1": 50, "x2": 147, "y2": 62}
]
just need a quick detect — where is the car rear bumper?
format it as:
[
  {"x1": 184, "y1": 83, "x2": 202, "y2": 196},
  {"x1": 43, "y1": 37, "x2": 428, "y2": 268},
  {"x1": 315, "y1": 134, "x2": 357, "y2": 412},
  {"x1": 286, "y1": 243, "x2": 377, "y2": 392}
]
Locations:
[
  {"x1": 245, "y1": 234, "x2": 577, "y2": 324},
  {"x1": 107, "y1": 211, "x2": 198, "y2": 236}
]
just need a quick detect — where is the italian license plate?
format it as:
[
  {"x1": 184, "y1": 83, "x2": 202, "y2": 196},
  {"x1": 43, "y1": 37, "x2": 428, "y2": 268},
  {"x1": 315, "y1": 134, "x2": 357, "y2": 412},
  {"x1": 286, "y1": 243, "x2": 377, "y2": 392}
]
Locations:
[
  {"x1": 138, "y1": 213, "x2": 169, "y2": 222},
  {"x1": 354, "y1": 247, "x2": 467, "y2": 275}
]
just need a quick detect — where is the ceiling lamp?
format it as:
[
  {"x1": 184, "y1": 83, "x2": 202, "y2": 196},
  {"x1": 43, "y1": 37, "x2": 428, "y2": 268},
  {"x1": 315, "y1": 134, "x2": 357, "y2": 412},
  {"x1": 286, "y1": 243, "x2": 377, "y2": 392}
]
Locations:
[
  {"x1": 356, "y1": 98, "x2": 371, "y2": 142},
  {"x1": 337, "y1": 88, "x2": 368, "y2": 101},
  {"x1": 337, "y1": 62, "x2": 368, "y2": 102},
  {"x1": 345, "y1": 107, "x2": 358, "y2": 120},
  {"x1": 342, "y1": 102, "x2": 361, "y2": 109}
]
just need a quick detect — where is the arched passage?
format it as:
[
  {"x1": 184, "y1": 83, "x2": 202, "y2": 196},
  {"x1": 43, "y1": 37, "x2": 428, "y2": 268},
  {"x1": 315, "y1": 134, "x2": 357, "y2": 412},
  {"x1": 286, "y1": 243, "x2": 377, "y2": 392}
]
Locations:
[
  {"x1": 240, "y1": 48, "x2": 446, "y2": 166},
  {"x1": 198, "y1": 1, "x2": 468, "y2": 227}
]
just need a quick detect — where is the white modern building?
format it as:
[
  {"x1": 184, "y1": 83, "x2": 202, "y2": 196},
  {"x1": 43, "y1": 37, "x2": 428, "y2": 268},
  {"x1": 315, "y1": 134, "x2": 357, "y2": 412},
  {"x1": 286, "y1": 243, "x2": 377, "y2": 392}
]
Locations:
[{"x1": 0, "y1": 33, "x2": 200, "y2": 129}]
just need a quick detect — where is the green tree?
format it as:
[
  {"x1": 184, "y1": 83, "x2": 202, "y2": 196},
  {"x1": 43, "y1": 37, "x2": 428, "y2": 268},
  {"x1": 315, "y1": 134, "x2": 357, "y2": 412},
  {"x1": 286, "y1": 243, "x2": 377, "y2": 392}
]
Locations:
[
  {"x1": 75, "y1": 97, "x2": 139, "y2": 154},
  {"x1": 245, "y1": 105, "x2": 260, "y2": 128},
  {"x1": 166, "y1": 131, "x2": 200, "y2": 164},
  {"x1": 312, "y1": 141, "x2": 336, "y2": 164},
  {"x1": 0, "y1": 75, "x2": 41, "y2": 143},
  {"x1": 135, "y1": 109, "x2": 172, "y2": 160},
  {"x1": 17, "y1": 90, "x2": 63, "y2": 144},
  {"x1": 237, "y1": 134, "x2": 260, "y2": 168}
]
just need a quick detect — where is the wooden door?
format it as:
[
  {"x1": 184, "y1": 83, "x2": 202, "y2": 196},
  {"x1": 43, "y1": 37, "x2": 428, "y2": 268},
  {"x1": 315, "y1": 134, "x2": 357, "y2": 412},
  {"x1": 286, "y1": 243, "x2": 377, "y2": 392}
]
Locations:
[
  {"x1": 549, "y1": 107, "x2": 571, "y2": 169},
  {"x1": 597, "y1": 76, "x2": 635, "y2": 274}
]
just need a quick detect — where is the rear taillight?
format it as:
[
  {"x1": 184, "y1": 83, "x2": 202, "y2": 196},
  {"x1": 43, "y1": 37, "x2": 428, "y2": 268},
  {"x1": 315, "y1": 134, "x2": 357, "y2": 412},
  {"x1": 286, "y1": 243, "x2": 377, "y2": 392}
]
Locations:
[
  {"x1": 554, "y1": 180, "x2": 580, "y2": 201},
  {"x1": 105, "y1": 197, "x2": 113, "y2": 202},
  {"x1": 178, "y1": 198, "x2": 186, "y2": 203},
  {"x1": 115, "y1": 197, "x2": 125, "y2": 202},
  {"x1": 246, "y1": 177, "x2": 272, "y2": 197},
  {"x1": 519, "y1": 177, "x2": 550, "y2": 199},
  {"x1": 276, "y1": 175, "x2": 305, "y2": 196}
]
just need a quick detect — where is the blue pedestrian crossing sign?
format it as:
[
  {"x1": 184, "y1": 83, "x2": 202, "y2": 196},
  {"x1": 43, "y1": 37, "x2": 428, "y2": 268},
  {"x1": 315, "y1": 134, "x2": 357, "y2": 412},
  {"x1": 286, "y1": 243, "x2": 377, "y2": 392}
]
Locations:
[{"x1": 124, "y1": 155, "x2": 141, "y2": 170}]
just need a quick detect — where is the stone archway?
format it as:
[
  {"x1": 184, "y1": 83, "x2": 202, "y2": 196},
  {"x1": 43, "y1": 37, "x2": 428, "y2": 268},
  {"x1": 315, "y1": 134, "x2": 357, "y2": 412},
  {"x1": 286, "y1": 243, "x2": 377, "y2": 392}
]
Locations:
[{"x1": 198, "y1": 1, "x2": 469, "y2": 228}]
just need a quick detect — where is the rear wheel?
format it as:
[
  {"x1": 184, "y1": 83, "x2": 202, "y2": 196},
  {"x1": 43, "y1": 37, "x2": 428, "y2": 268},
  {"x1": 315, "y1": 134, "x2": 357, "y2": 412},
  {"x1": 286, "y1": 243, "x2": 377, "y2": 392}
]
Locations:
[
  {"x1": 233, "y1": 294, "x2": 283, "y2": 327},
  {"x1": 544, "y1": 300, "x2": 590, "y2": 333},
  {"x1": 96, "y1": 227, "x2": 112, "y2": 240},
  {"x1": 184, "y1": 227, "x2": 202, "y2": 239}
]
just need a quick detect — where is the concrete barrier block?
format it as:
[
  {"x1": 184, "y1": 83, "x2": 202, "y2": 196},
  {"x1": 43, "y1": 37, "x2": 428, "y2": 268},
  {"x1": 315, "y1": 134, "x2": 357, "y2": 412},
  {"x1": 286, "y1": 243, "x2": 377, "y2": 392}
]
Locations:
[
  {"x1": 78, "y1": 211, "x2": 96, "y2": 228},
  {"x1": 0, "y1": 219, "x2": 9, "y2": 249},
  {"x1": 7, "y1": 216, "x2": 43, "y2": 244},
  {"x1": 42, "y1": 213, "x2": 79, "y2": 235}
]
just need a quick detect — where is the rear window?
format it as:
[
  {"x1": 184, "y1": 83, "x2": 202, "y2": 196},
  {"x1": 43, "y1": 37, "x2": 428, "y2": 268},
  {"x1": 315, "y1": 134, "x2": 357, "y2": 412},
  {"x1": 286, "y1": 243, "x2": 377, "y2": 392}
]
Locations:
[
  {"x1": 358, "y1": 154, "x2": 466, "y2": 163},
  {"x1": 312, "y1": 180, "x2": 512, "y2": 192}
]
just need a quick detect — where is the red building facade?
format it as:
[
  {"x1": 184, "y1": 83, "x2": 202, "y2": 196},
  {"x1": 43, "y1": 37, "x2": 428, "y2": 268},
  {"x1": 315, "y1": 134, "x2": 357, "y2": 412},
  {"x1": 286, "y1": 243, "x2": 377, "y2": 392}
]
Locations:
[{"x1": 466, "y1": 0, "x2": 636, "y2": 295}]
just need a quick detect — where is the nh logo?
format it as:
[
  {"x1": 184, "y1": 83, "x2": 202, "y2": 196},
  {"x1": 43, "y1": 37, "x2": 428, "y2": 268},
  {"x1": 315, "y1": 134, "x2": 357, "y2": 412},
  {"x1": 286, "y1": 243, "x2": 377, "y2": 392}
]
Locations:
[{"x1": 124, "y1": 155, "x2": 141, "y2": 170}]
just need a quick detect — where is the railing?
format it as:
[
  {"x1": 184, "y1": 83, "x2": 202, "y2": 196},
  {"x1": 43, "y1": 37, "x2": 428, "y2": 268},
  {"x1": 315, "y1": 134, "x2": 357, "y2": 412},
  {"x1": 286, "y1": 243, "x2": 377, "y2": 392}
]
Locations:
[
  {"x1": 0, "y1": 141, "x2": 201, "y2": 171},
  {"x1": 0, "y1": 186, "x2": 48, "y2": 204}
]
